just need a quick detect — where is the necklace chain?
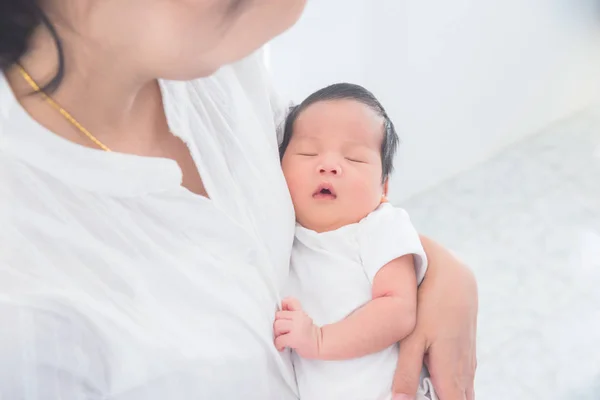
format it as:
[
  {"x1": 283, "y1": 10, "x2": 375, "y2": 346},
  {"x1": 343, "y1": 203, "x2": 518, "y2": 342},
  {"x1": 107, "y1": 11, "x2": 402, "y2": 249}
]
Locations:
[{"x1": 16, "y1": 64, "x2": 111, "y2": 152}]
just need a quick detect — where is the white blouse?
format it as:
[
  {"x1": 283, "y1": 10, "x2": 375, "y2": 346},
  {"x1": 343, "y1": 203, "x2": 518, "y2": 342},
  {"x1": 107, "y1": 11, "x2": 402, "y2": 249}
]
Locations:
[{"x1": 0, "y1": 50, "x2": 299, "y2": 399}]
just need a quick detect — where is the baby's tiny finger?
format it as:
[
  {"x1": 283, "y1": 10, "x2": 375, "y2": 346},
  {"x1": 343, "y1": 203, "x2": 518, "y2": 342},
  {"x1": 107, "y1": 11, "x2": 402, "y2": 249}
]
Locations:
[
  {"x1": 274, "y1": 334, "x2": 290, "y2": 352},
  {"x1": 281, "y1": 297, "x2": 302, "y2": 312},
  {"x1": 273, "y1": 319, "x2": 292, "y2": 336},
  {"x1": 275, "y1": 311, "x2": 295, "y2": 320}
]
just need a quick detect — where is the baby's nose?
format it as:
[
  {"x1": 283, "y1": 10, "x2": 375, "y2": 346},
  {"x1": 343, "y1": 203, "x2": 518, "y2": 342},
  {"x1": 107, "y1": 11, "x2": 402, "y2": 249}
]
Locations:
[{"x1": 318, "y1": 163, "x2": 342, "y2": 176}]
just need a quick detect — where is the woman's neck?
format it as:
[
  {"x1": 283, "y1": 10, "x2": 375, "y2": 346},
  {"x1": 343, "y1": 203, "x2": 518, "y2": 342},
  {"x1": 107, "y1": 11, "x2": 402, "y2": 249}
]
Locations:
[{"x1": 5, "y1": 28, "x2": 170, "y2": 154}]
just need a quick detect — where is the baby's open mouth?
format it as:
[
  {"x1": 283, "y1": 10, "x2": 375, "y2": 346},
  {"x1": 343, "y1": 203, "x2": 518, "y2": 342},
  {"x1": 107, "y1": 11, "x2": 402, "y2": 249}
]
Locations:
[{"x1": 313, "y1": 183, "x2": 337, "y2": 199}]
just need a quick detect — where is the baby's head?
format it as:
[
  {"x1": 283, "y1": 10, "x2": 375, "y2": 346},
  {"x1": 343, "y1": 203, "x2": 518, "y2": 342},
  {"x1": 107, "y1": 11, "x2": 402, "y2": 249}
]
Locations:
[{"x1": 280, "y1": 83, "x2": 399, "y2": 233}]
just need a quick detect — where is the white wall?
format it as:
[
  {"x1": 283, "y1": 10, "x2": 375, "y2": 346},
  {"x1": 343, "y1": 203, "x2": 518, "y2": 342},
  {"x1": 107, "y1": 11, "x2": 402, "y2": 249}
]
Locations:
[
  {"x1": 268, "y1": 0, "x2": 370, "y2": 102},
  {"x1": 269, "y1": 0, "x2": 600, "y2": 201}
]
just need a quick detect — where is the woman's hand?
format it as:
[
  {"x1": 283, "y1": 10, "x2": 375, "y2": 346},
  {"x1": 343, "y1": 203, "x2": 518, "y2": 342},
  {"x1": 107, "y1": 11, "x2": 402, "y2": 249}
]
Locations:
[{"x1": 392, "y1": 235, "x2": 478, "y2": 400}]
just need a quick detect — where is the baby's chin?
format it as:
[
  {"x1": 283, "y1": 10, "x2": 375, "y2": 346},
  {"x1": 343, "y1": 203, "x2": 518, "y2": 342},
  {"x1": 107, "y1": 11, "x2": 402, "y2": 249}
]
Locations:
[{"x1": 296, "y1": 212, "x2": 367, "y2": 233}]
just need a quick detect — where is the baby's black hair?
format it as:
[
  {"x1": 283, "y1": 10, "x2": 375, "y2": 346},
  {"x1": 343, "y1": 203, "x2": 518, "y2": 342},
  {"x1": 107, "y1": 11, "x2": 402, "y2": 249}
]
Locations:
[{"x1": 279, "y1": 83, "x2": 399, "y2": 181}]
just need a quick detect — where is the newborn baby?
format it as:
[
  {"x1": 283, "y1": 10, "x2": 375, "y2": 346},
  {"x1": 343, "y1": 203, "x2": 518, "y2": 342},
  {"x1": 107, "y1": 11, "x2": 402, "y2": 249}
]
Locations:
[{"x1": 276, "y1": 83, "x2": 437, "y2": 400}]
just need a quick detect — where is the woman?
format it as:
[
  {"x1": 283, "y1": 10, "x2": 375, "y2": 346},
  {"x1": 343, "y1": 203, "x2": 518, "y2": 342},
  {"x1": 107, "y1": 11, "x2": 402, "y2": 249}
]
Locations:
[{"x1": 0, "y1": 1, "x2": 477, "y2": 399}]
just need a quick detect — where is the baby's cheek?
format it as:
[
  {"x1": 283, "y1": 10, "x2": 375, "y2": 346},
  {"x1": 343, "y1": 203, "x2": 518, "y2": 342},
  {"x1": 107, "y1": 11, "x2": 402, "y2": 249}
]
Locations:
[
  {"x1": 343, "y1": 181, "x2": 377, "y2": 217},
  {"x1": 284, "y1": 172, "x2": 304, "y2": 198},
  {"x1": 354, "y1": 173, "x2": 382, "y2": 199},
  {"x1": 283, "y1": 173, "x2": 309, "y2": 214}
]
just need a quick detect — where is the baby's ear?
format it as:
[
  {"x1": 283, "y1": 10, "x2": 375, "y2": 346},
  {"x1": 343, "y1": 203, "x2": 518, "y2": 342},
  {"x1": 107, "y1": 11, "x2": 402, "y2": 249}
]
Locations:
[{"x1": 381, "y1": 178, "x2": 390, "y2": 204}]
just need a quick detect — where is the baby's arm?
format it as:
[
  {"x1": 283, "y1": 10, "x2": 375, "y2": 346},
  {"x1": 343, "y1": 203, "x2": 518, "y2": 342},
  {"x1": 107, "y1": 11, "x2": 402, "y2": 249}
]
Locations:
[{"x1": 274, "y1": 254, "x2": 417, "y2": 360}]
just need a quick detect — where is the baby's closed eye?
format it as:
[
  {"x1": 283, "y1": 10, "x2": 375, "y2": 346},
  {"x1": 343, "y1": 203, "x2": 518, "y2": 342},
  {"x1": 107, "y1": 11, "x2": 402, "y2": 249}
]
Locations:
[
  {"x1": 343, "y1": 147, "x2": 375, "y2": 164},
  {"x1": 345, "y1": 157, "x2": 367, "y2": 163}
]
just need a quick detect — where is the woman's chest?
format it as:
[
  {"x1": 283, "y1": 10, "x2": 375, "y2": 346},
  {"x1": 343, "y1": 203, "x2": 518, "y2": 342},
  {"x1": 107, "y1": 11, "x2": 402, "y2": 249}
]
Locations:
[
  {"x1": 3, "y1": 190, "x2": 297, "y2": 396},
  {"x1": 161, "y1": 72, "x2": 296, "y2": 276}
]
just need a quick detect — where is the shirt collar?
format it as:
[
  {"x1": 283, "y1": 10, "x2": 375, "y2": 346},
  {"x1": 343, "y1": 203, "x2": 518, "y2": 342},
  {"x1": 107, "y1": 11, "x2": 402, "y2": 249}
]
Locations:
[{"x1": 0, "y1": 72, "x2": 186, "y2": 197}]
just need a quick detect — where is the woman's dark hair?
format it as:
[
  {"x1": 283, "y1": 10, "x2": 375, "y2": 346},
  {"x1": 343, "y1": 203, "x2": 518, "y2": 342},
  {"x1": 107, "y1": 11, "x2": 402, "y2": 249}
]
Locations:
[
  {"x1": 1, "y1": 1, "x2": 251, "y2": 93},
  {"x1": 279, "y1": 83, "x2": 400, "y2": 181},
  {"x1": 0, "y1": 0, "x2": 65, "y2": 92}
]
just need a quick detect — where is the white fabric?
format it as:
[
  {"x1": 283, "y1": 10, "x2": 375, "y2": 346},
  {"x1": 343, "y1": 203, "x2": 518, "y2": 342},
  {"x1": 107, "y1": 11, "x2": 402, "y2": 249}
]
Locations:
[
  {"x1": 285, "y1": 203, "x2": 429, "y2": 400},
  {"x1": 0, "y1": 50, "x2": 299, "y2": 399}
]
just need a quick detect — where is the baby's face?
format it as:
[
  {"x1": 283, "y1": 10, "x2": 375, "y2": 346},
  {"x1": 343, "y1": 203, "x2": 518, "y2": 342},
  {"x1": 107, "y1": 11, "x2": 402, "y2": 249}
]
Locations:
[{"x1": 282, "y1": 99, "x2": 387, "y2": 232}]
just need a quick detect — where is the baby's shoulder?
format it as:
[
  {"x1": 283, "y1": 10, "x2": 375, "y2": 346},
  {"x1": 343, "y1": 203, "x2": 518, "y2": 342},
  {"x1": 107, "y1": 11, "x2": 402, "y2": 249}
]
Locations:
[{"x1": 359, "y1": 203, "x2": 413, "y2": 233}]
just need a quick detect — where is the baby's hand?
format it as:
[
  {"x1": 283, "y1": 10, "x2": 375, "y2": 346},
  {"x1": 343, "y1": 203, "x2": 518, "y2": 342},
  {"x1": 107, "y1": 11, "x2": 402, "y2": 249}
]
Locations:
[{"x1": 273, "y1": 297, "x2": 322, "y2": 359}]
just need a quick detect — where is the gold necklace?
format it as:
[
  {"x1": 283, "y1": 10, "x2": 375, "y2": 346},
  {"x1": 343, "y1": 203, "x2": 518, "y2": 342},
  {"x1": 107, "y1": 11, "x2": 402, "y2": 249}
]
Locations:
[{"x1": 16, "y1": 64, "x2": 111, "y2": 152}]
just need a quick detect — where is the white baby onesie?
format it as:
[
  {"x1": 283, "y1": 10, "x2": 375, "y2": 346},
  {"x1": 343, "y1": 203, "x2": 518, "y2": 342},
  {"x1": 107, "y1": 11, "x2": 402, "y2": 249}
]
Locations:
[{"x1": 285, "y1": 203, "x2": 437, "y2": 400}]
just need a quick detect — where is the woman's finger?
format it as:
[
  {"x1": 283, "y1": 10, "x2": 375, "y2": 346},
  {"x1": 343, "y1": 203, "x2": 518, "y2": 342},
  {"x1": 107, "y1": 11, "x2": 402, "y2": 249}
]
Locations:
[{"x1": 392, "y1": 331, "x2": 427, "y2": 397}]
